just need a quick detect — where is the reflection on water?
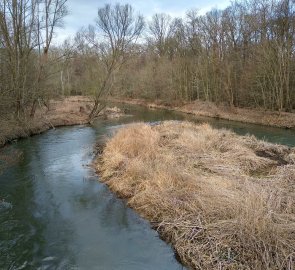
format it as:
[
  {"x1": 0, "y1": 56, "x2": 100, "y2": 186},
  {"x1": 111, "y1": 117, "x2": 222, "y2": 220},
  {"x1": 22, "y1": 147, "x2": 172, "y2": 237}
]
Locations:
[
  {"x1": 0, "y1": 124, "x2": 183, "y2": 270},
  {"x1": 1, "y1": 103, "x2": 294, "y2": 269},
  {"x1": 110, "y1": 103, "x2": 295, "y2": 147}
]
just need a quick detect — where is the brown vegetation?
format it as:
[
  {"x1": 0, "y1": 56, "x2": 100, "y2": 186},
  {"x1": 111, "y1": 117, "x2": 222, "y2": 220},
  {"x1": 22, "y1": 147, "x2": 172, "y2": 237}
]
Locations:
[
  {"x1": 0, "y1": 96, "x2": 123, "y2": 148},
  {"x1": 0, "y1": 0, "x2": 68, "y2": 118},
  {"x1": 111, "y1": 97, "x2": 295, "y2": 129},
  {"x1": 2, "y1": 1, "x2": 295, "y2": 133},
  {"x1": 0, "y1": 96, "x2": 90, "y2": 147},
  {"x1": 97, "y1": 121, "x2": 295, "y2": 269},
  {"x1": 110, "y1": 0, "x2": 295, "y2": 112},
  {"x1": 49, "y1": 0, "x2": 295, "y2": 122}
]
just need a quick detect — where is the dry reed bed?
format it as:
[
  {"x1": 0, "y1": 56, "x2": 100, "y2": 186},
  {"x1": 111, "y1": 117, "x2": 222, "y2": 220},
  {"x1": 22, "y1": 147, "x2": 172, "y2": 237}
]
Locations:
[
  {"x1": 110, "y1": 98, "x2": 295, "y2": 129},
  {"x1": 97, "y1": 121, "x2": 295, "y2": 270}
]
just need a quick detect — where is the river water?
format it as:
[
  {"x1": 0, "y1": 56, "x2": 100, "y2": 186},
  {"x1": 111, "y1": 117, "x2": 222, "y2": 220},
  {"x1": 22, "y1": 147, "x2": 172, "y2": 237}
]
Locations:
[{"x1": 0, "y1": 104, "x2": 294, "y2": 270}]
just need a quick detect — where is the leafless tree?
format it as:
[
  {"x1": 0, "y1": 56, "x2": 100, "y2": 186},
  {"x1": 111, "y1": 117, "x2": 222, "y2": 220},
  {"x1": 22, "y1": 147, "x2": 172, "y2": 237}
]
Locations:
[
  {"x1": 57, "y1": 0, "x2": 295, "y2": 113},
  {"x1": 30, "y1": 0, "x2": 68, "y2": 116},
  {"x1": 81, "y1": 3, "x2": 144, "y2": 120},
  {"x1": 0, "y1": 0, "x2": 68, "y2": 118},
  {"x1": 148, "y1": 13, "x2": 174, "y2": 56}
]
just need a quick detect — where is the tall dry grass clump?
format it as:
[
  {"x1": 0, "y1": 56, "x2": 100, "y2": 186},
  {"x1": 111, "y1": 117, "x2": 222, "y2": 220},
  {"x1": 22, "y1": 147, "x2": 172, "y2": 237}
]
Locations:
[{"x1": 97, "y1": 121, "x2": 295, "y2": 270}]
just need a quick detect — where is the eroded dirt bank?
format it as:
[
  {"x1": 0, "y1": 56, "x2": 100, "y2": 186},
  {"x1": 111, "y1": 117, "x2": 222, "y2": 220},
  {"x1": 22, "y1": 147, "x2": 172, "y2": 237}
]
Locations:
[
  {"x1": 96, "y1": 121, "x2": 295, "y2": 269},
  {"x1": 111, "y1": 98, "x2": 295, "y2": 129},
  {"x1": 0, "y1": 96, "x2": 123, "y2": 148}
]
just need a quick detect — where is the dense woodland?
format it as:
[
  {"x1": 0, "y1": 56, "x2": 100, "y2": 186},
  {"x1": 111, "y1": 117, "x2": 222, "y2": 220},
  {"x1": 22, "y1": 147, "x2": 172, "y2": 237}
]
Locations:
[{"x1": 1, "y1": 0, "x2": 295, "y2": 121}]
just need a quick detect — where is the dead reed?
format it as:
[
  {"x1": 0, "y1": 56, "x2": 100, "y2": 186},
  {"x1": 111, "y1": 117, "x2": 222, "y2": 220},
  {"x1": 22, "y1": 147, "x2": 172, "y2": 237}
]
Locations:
[{"x1": 98, "y1": 121, "x2": 295, "y2": 270}]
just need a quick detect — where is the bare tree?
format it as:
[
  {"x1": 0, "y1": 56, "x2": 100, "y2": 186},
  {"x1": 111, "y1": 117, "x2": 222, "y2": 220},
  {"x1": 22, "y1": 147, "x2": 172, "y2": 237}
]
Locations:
[
  {"x1": 148, "y1": 13, "x2": 174, "y2": 56},
  {"x1": 52, "y1": 0, "x2": 295, "y2": 114},
  {"x1": 82, "y1": 3, "x2": 144, "y2": 120},
  {"x1": 30, "y1": 0, "x2": 68, "y2": 117},
  {"x1": 0, "y1": 0, "x2": 68, "y2": 118},
  {"x1": 0, "y1": 0, "x2": 37, "y2": 117}
]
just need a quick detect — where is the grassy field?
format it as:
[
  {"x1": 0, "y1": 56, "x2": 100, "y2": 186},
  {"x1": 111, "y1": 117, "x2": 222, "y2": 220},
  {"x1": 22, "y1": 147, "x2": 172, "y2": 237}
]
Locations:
[{"x1": 97, "y1": 121, "x2": 295, "y2": 269}]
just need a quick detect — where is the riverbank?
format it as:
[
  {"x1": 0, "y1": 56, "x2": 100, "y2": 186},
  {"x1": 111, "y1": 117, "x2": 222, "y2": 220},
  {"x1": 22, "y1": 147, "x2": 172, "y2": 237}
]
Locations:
[
  {"x1": 110, "y1": 98, "x2": 295, "y2": 129},
  {"x1": 96, "y1": 121, "x2": 295, "y2": 269},
  {"x1": 0, "y1": 96, "x2": 124, "y2": 148}
]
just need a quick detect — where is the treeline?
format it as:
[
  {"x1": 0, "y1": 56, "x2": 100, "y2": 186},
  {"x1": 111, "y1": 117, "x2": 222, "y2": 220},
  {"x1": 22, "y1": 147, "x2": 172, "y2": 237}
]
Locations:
[
  {"x1": 1, "y1": 0, "x2": 294, "y2": 120},
  {"x1": 0, "y1": 0, "x2": 68, "y2": 118},
  {"x1": 65, "y1": 0, "x2": 295, "y2": 112}
]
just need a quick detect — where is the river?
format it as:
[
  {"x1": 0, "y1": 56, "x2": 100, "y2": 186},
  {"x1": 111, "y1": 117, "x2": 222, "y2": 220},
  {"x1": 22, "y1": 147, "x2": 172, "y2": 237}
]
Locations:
[{"x1": 0, "y1": 103, "x2": 294, "y2": 270}]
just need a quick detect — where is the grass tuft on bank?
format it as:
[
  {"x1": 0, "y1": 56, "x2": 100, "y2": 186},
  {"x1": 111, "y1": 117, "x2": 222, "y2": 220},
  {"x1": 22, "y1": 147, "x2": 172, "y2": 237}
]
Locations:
[{"x1": 97, "y1": 121, "x2": 295, "y2": 270}]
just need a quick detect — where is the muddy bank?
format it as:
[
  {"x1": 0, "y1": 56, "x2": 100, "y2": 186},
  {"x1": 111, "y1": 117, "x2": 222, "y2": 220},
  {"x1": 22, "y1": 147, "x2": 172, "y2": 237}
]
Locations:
[
  {"x1": 110, "y1": 98, "x2": 295, "y2": 129},
  {"x1": 0, "y1": 96, "x2": 124, "y2": 148},
  {"x1": 96, "y1": 121, "x2": 295, "y2": 269}
]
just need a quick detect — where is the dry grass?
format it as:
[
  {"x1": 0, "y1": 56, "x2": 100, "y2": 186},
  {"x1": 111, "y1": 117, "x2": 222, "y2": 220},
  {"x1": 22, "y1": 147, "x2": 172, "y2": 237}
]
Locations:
[
  {"x1": 0, "y1": 96, "x2": 124, "y2": 148},
  {"x1": 0, "y1": 97, "x2": 91, "y2": 147},
  {"x1": 97, "y1": 121, "x2": 295, "y2": 270},
  {"x1": 110, "y1": 97, "x2": 295, "y2": 129}
]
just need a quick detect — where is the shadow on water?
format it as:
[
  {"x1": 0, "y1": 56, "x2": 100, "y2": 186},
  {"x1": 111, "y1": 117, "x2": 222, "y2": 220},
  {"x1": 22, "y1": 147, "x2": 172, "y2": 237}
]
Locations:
[{"x1": 0, "y1": 103, "x2": 294, "y2": 269}]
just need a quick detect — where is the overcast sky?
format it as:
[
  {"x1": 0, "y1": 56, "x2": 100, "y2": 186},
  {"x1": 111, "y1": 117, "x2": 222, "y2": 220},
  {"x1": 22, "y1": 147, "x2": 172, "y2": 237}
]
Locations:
[{"x1": 54, "y1": 0, "x2": 231, "y2": 44}]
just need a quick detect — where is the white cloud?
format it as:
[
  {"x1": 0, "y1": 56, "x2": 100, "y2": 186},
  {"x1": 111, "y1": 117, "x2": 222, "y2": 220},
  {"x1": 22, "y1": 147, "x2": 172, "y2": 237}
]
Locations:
[{"x1": 54, "y1": 0, "x2": 231, "y2": 44}]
